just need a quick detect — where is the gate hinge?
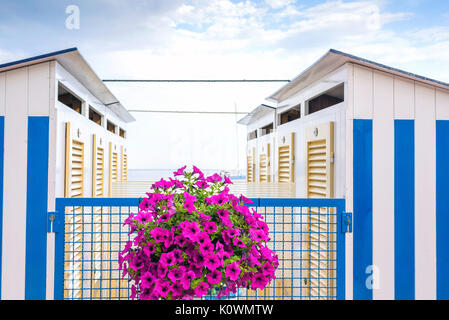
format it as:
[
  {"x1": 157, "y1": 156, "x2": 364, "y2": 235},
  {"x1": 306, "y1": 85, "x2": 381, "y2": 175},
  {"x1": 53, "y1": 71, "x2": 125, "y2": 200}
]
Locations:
[
  {"x1": 47, "y1": 211, "x2": 61, "y2": 234},
  {"x1": 342, "y1": 212, "x2": 352, "y2": 233}
]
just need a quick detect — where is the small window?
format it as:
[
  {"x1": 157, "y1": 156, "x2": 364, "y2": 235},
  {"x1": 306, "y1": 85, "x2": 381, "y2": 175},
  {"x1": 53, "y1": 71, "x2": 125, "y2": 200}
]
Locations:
[
  {"x1": 279, "y1": 104, "x2": 300, "y2": 125},
  {"x1": 307, "y1": 84, "x2": 344, "y2": 115},
  {"x1": 107, "y1": 120, "x2": 117, "y2": 134},
  {"x1": 260, "y1": 123, "x2": 273, "y2": 136},
  {"x1": 119, "y1": 128, "x2": 126, "y2": 138},
  {"x1": 247, "y1": 130, "x2": 257, "y2": 141},
  {"x1": 89, "y1": 107, "x2": 102, "y2": 126},
  {"x1": 58, "y1": 83, "x2": 82, "y2": 114}
]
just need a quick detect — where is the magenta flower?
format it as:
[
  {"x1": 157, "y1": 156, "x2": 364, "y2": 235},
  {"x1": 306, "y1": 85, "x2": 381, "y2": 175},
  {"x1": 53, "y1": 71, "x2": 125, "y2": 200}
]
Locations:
[
  {"x1": 160, "y1": 252, "x2": 176, "y2": 267},
  {"x1": 119, "y1": 166, "x2": 277, "y2": 300},
  {"x1": 204, "y1": 254, "x2": 222, "y2": 271},
  {"x1": 199, "y1": 241, "x2": 214, "y2": 255},
  {"x1": 181, "y1": 271, "x2": 196, "y2": 290},
  {"x1": 195, "y1": 180, "x2": 209, "y2": 189},
  {"x1": 143, "y1": 243, "x2": 155, "y2": 257},
  {"x1": 225, "y1": 262, "x2": 241, "y2": 281},
  {"x1": 199, "y1": 212, "x2": 211, "y2": 221},
  {"x1": 203, "y1": 221, "x2": 217, "y2": 234},
  {"x1": 173, "y1": 165, "x2": 187, "y2": 177},
  {"x1": 194, "y1": 282, "x2": 209, "y2": 297},
  {"x1": 196, "y1": 232, "x2": 211, "y2": 246},
  {"x1": 168, "y1": 266, "x2": 186, "y2": 282},
  {"x1": 193, "y1": 165, "x2": 204, "y2": 178},
  {"x1": 206, "y1": 270, "x2": 222, "y2": 285},
  {"x1": 182, "y1": 221, "x2": 201, "y2": 241},
  {"x1": 233, "y1": 237, "x2": 246, "y2": 248},
  {"x1": 224, "y1": 176, "x2": 233, "y2": 184},
  {"x1": 206, "y1": 173, "x2": 222, "y2": 183}
]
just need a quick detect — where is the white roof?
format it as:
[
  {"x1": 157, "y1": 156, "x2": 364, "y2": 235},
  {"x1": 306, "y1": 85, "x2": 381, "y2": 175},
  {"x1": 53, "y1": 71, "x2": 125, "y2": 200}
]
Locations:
[
  {"x1": 268, "y1": 49, "x2": 449, "y2": 103},
  {"x1": 0, "y1": 48, "x2": 135, "y2": 122}
]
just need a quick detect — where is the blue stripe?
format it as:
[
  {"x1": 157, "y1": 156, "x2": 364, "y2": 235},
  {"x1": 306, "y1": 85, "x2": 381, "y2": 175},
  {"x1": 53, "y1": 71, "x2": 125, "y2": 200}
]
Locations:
[
  {"x1": 394, "y1": 120, "x2": 415, "y2": 300},
  {"x1": 353, "y1": 119, "x2": 373, "y2": 300},
  {"x1": 436, "y1": 120, "x2": 449, "y2": 300},
  {"x1": 25, "y1": 117, "x2": 49, "y2": 300},
  {"x1": 0, "y1": 117, "x2": 4, "y2": 300}
]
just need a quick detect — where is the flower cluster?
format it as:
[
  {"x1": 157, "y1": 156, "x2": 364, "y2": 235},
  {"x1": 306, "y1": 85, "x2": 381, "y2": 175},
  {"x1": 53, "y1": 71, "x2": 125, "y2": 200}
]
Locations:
[{"x1": 119, "y1": 166, "x2": 278, "y2": 300}]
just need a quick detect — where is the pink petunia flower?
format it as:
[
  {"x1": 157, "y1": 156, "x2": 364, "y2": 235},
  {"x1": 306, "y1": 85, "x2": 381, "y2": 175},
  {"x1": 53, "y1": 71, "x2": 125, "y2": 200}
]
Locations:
[
  {"x1": 206, "y1": 269, "x2": 222, "y2": 285},
  {"x1": 173, "y1": 165, "x2": 187, "y2": 177},
  {"x1": 182, "y1": 221, "x2": 201, "y2": 241},
  {"x1": 225, "y1": 262, "x2": 241, "y2": 281},
  {"x1": 194, "y1": 282, "x2": 209, "y2": 297},
  {"x1": 181, "y1": 270, "x2": 196, "y2": 290},
  {"x1": 204, "y1": 254, "x2": 222, "y2": 271},
  {"x1": 203, "y1": 221, "x2": 217, "y2": 234}
]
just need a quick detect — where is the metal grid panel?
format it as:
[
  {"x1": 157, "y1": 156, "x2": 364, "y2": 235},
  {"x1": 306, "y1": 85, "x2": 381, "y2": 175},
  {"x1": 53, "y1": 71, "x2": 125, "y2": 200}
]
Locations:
[{"x1": 55, "y1": 198, "x2": 345, "y2": 300}]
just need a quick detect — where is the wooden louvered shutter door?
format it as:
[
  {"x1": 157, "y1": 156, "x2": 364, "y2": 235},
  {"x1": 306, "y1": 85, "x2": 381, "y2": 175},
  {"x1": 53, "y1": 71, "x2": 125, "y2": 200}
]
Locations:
[
  {"x1": 247, "y1": 146, "x2": 255, "y2": 182},
  {"x1": 277, "y1": 133, "x2": 295, "y2": 183},
  {"x1": 259, "y1": 143, "x2": 271, "y2": 182},
  {"x1": 64, "y1": 122, "x2": 85, "y2": 299},
  {"x1": 108, "y1": 142, "x2": 118, "y2": 196},
  {"x1": 304, "y1": 121, "x2": 335, "y2": 299},
  {"x1": 121, "y1": 145, "x2": 128, "y2": 181},
  {"x1": 92, "y1": 134, "x2": 104, "y2": 197}
]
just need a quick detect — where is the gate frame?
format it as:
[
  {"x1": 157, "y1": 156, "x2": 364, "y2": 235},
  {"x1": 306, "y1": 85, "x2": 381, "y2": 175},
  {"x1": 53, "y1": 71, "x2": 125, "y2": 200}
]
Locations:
[{"x1": 52, "y1": 197, "x2": 347, "y2": 300}]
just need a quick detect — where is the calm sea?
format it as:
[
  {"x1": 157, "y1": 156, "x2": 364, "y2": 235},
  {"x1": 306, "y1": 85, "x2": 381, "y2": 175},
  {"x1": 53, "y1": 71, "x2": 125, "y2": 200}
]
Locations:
[{"x1": 128, "y1": 169, "x2": 245, "y2": 181}]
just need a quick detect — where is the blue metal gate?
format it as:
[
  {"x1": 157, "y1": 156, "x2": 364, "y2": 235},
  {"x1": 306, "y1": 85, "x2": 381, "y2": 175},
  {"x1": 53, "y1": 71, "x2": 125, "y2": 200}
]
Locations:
[{"x1": 52, "y1": 197, "x2": 348, "y2": 300}]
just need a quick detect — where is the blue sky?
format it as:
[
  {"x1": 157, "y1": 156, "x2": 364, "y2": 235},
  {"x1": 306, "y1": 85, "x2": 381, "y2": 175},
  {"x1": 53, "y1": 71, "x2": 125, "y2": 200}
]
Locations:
[{"x1": 1, "y1": 0, "x2": 449, "y2": 171}]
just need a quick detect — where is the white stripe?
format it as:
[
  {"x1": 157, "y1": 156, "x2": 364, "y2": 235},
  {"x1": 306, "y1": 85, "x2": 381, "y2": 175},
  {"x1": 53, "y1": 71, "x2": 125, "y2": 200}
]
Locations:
[
  {"x1": 1, "y1": 67, "x2": 29, "y2": 299},
  {"x1": 344, "y1": 64, "x2": 354, "y2": 300},
  {"x1": 372, "y1": 71, "x2": 395, "y2": 299},
  {"x1": 353, "y1": 65, "x2": 373, "y2": 119},
  {"x1": 414, "y1": 83, "x2": 436, "y2": 299}
]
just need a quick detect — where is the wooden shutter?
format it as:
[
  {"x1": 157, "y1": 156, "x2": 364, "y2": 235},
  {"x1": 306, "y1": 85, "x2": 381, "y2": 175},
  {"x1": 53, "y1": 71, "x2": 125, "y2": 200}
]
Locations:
[
  {"x1": 259, "y1": 142, "x2": 271, "y2": 182},
  {"x1": 304, "y1": 121, "x2": 335, "y2": 299},
  {"x1": 277, "y1": 132, "x2": 295, "y2": 183},
  {"x1": 247, "y1": 146, "x2": 256, "y2": 182},
  {"x1": 92, "y1": 134, "x2": 104, "y2": 197},
  {"x1": 121, "y1": 145, "x2": 128, "y2": 181},
  {"x1": 109, "y1": 142, "x2": 118, "y2": 196},
  {"x1": 63, "y1": 122, "x2": 85, "y2": 298}
]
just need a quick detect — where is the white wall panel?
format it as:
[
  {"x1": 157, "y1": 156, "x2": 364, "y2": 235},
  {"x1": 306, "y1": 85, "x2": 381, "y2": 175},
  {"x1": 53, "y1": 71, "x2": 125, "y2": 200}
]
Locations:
[
  {"x1": 354, "y1": 65, "x2": 373, "y2": 119},
  {"x1": 414, "y1": 83, "x2": 436, "y2": 300},
  {"x1": 28, "y1": 63, "x2": 50, "y2": 116},
  {"x1": 344, "y1": 64, "x2": 354, "y2": 300},
  {"x1": 372, "y1": 71, "x2": 395, "y2": 299},
  {"x1": 394, "y1": 77, "x2": 415, "y2": 119},
  {"x1": 0, "y1": 73, "x2": 5, "y2": 116},
  {"x1": 1, "y1": 67, "x2": 28, "y2": 299},
  {"x1": 436, "y1": 89, "x2": 449, "y2": 120}
]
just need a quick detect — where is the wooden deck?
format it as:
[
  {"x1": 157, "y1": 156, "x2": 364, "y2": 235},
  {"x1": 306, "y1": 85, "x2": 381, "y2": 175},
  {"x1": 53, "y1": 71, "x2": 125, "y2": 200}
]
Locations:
[{"x1": 111, "y1": 181, "x2": 296, "y2": 198}]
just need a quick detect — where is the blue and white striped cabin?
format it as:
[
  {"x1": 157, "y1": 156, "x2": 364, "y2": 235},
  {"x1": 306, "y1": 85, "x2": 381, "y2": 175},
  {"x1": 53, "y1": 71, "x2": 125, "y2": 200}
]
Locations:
[
  {"x1": 239, "y1": 49, "x2": 449, "y2": 300},
  {"x1": 0, "y1": 48, "x2": 135, "y2": 299}
]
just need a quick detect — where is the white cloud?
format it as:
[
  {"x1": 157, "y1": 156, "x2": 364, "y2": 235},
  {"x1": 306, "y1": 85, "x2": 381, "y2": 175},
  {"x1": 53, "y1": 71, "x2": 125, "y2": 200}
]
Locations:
[{"x1": 265, "y1": 0, "x2": 296, "y2": 9}]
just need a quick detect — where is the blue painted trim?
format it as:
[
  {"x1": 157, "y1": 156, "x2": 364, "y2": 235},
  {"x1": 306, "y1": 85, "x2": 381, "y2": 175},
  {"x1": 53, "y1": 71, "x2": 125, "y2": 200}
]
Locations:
[
  {"x1": 0, "y1": 117, "x2": 4, "y2": 300},
  {"x1": 0, "y1": 48, "x2": 77, "y2": 70},
  {"x1": 394, "y1": 120, "x2": 415, "y2": 300},
  {"x1": 25, "y1": 117, "x2": 50, "y2": 300},
  {"x1": 436, "y1": 120, "x2": 449, "y2": 300},
  {"x1": 353, "y1": 119, "x2": 373, "y2": 300},
  {"x1": 336, "y1": 201, "x2": 346, "y2": 300},
  {"x1": 54, "y1": 199, "x2": 65, "y2": 300}
]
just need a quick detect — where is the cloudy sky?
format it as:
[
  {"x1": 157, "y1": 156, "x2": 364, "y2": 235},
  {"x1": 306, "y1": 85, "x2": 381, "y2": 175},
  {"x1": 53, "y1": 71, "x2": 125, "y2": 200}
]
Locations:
[{"x1": 1, "y1": 0, "x2": 449, "y2": 173}]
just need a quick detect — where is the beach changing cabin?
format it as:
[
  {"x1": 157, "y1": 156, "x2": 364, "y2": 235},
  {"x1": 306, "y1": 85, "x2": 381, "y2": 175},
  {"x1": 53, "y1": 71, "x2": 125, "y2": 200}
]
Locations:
[
  {"x1": 238, "y1": 49, "x2": 449, "y2": 300},
  {"x1": 0, "y1": 48, "x2": 135, "y2": 299}
]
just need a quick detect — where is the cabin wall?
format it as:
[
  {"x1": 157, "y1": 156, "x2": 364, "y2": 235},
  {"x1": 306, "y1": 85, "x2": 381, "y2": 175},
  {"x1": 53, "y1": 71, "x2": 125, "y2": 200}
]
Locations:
[
  {"x1": 0, "y1": 62, "x2": 53, "y2": 300},
  {"x1": 348, "y1": 62, "x2": 449, "y2": 300},
  {"x1": 54, "y1": 62, "x2": 128, "y2": 199}
]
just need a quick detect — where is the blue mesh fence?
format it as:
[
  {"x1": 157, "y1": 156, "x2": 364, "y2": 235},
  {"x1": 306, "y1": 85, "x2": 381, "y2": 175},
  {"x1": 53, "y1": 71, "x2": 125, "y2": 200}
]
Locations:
[{"x1": 54, "y1": 197, "x2": 345, "y2": 300}]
